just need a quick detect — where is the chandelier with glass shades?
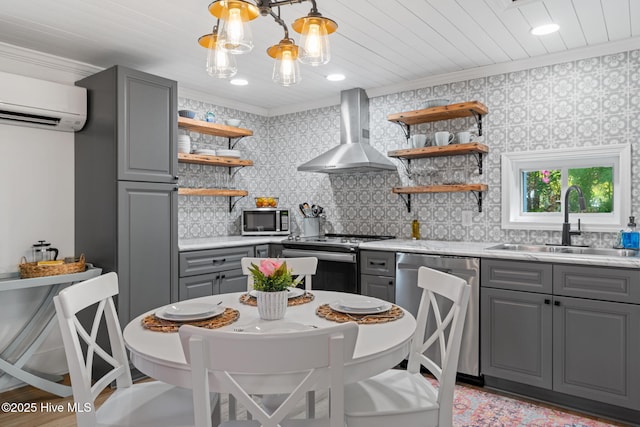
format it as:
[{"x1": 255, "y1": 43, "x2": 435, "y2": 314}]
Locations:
[{"x1": 198, "y1": 0, "x2": 337, "y2": 86}]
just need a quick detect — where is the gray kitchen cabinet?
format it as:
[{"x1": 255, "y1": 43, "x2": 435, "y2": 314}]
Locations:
[
  {"x1": 360, "y1": 250, "x2": 395, "y2": 302},
  {"x1": 481, "y1": 258, "x2": 640, "y2": 415},
  {"x1": 481, "y1": 287, "x2": 552, "y2": 389},
  {"x1": 255, "y1": 244, "x2": 269, "y2": 258},
  {"x1": 117, "y1": 181, "x2": 178, "y2": 321},
  {"x1": 269, "y1": 243, "x2": 284, "y2": 258},
  {"x1": 553, "y1": 295, "x2": 640, "y2": 409},
  {"x1": 75, "y1": 65, "x2": 178, "y2": 327},
  {"x1": 179, "y1": 246, "x2": 253, "y2": 300}
]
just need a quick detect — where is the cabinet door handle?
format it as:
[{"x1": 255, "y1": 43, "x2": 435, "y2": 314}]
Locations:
[
  {"x1": 212, "y1": 258, "x2": 226, "y2": 264},
  {"x1": 544, "y1": 299, "x2": 551, "y2": 305},
  {"x1": 554, "y1": 300, "x2": 561, "y2": 306},
  {"x1": 173, "y1": 175, "x2": 180, "y2": 181},
  {"x1": 388, "y1": 281, "x2": 393, "y2": 286}
]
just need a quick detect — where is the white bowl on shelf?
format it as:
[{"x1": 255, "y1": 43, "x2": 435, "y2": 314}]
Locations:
[
  {"x1": 217, "y1": 149, "x2": 241, "y2": 158},
  {"x1": 225, "y1": 119, "x2": 241, "y2": 127},
  {"x1": 194, "y1": 149, "x2": 217, "y2": 156}
]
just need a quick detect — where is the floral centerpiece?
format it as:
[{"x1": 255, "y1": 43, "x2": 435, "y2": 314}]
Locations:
[
  {"x1": 249, "y1": 259, "x2": 299, "y2": 320},
  {"x1": 248, "y1": 259, "x2": 295, "y2": 292}
]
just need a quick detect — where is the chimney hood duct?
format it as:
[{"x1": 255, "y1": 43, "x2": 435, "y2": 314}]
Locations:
[{"x1": 297, "y1": 88, "x2": 396, "y2": 173}]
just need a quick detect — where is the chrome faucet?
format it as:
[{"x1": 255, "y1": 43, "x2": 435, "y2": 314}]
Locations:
[{"x1": 561, "y1": 185, "x2": 586, "y2": 246}]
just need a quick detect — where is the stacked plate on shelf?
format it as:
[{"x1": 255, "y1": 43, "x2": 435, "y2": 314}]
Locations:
[
  {"x1": 217, "y1": 149, "x2": 241, "y2": 158},
  {"x1": 155, "y1": 301, "x2": 223, "y2": 321},
  {"x1": 329, "y1": 296, "x2": 392, "y2": 314},
  {"x1": 178, "y1": 135, "x2": 191, "y2": 153},
  {"x1": 193, "y1": 149, "x2": 217, "y2": 156}
]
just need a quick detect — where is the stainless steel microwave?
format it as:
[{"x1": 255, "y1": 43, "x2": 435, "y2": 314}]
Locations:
[{"x1": 241, "y1": 208, "x2": 290, "y2": 236}]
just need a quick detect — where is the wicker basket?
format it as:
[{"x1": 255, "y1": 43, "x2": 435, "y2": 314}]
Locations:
[{"x1": 19, "y1": 254, "x2": 86, "y2": 279}]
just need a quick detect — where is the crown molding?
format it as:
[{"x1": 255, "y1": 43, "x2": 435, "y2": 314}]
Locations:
[
  {"x1": 366, "y1": 37, "x2": 640, "y2": 100},
  {"x1": 0, "y1": 42, "x2": 101, "y2": 84}
]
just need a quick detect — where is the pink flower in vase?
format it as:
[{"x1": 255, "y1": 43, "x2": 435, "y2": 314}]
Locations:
[{"x1": 259, "y1": 259, "x2": 282, "y2": 277}]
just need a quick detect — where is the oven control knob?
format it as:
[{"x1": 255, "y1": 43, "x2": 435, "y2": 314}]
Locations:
[{"x1": 294, "y1": 235, "x2": 301, "y2": 241}]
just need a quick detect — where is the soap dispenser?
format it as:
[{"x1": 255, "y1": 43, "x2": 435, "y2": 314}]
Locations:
[{"x1": 621, "y1": 216, "x2": 639, "y2": 249}]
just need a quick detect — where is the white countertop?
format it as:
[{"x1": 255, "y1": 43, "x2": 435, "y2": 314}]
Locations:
[
  {"x1": 360, "y1": 239, "x2": 640, "y2": 268},
  {"x1": 179, "y1": 236, "x2": 284, "y2": 251},
  {"x1": 179, "y1": 236, "x2": 640, "y2": 269}
]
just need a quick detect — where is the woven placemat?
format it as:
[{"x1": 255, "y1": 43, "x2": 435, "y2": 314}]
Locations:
[
  {"x1": 239, "y1": 292, "x2": 315, "y2": 307},
  {"x1": 316, "y1": 304, "x2": 404, "y2": 324},
  {"x1": 141, "y1": 307, "x2": 240, "y2": 333}
]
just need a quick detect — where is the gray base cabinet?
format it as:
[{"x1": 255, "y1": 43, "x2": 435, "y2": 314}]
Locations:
[
  {"x1": 481, "y1": 287, "x2": 552, "y2": 389},
  {"x1": 179, "y1": 246, "x2": 253, "y2": 300},
  {"x1": 481, "y1": 259, "x2": 640, "y2": 412},
  {"x1": 360, "y1": 251, "x2": 395, "y2": 302}
]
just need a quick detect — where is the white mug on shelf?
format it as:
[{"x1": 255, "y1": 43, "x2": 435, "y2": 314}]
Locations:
[
  {"x1": 456, "y1": 131, "x2": 472, "y2": 144},
  {"x1": 434, "y1": 131, "x2": 454, "y2": 146},
  {"x1": 410, "y1": 134, "x2": 427, "y2": 148}
]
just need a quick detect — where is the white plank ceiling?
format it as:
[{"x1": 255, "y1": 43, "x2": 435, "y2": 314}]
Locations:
[{"x1": 0, "y1": 0, "x2": 638, "y2": 114}]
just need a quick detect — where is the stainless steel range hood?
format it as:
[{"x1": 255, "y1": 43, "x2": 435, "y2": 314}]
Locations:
[{"x1": 297, "y1": 88, "x2": 397, "y2": 174}]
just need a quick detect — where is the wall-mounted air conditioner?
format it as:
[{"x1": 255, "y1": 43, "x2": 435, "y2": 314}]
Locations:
[{"x1": 0, "y1": 71, "x2": 87, "y2": 132}]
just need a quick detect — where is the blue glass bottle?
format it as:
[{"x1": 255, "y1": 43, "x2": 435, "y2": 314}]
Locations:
[{"x1": 621, "y1": 216, "x2": 639, "y2": 249}]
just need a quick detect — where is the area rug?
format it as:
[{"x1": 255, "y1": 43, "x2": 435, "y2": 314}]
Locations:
[
  {"x1": 449, "y1": 382, "x2": 619, "y2": 427},
  {"x1": 222, "y1": 379, "x2": 622, "y2": 427}
]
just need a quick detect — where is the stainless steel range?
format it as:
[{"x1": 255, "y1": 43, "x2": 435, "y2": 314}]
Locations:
[{"x1": 281, "y1": 234, "x2": 394, "y2": 294}]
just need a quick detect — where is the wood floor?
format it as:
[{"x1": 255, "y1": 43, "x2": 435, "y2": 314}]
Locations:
[{"x1": 0, "y1": 375, "x2": 629, "y2": 427}]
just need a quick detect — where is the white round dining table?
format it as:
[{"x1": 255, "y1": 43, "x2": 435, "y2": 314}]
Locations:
[{"x1": 123, "y1": 291, "x2": 416, "y2": 392}]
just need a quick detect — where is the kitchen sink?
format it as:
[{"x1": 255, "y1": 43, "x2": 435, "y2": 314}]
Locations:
[{"x1": 487, "y1": 243, "x2": 639, "y2": 257}]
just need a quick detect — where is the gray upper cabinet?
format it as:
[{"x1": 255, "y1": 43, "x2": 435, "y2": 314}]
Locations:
[{"x1": 118, "y1": 67, "x2": 178, "y2": 183}]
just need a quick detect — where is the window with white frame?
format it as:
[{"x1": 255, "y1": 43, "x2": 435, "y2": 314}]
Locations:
[{"x1": 501, "y1": 144, "x2": 630, "y2": 231}]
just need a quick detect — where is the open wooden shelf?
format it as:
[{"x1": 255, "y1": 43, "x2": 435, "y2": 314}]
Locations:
[
  {"x1": 392, "y1": 184, "x2": 488, "y2": 194},
  {"x1": 178, "y1": 152, "x2": 253, "y2": 167},
  {"x1": 178, "y1": 188, "x2": 249, "y2": 197},
  {"x1": 178, "y1": 117, "x2": 253, "y2": 138},
  {"x1": 388, "y1": 142, "x2": 488, "y2": 160},
  {"x1": 387, "y1": 101, "x2": 488, "y2": 126}
]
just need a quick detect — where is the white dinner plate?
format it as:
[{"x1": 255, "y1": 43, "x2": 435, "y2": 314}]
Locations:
[
  {"x1": 234, "y1": 321, "x2": 315, "y2": 334},
  {"x1": 249, "y1": 287, "x2": 305, "y2": 299},
  {"x1": 217, "y1": 149, "x2": 241, "y2": 158},
  {"x1": 329, "y1": 297, "x2": 392, "y2": 315},
  {"x1": 155, "y1": 302, "x2": 223, "y2": 321}
]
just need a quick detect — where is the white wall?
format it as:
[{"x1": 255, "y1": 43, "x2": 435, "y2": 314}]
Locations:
[{"x1": 0, "y1": 43, "x2": 98, "y2": 391}]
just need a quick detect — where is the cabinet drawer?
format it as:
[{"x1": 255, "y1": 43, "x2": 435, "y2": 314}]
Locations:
[
  {"x1": 179, "y1": 246, "x2": 253, "y2": 277},
  {"x1": 481, "y1": 259, "x2": 552, "y2": 293},
  {"x1": 179, "y1": 273, "x2": 218, "y2": 301},
  {"x1": 554, "y1": 265, "x2": 640, "y2": 303},
  {"x1": 360, "y1": 251, "x2": 395, "y2": 276}
]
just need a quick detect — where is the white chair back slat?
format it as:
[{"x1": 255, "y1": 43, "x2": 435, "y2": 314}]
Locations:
[
  {"x1": 53, "y1": 272, "x2": 133, "y2": 426},
  {"x1": 241, "y1": 257, "x2": 318, "y2": 291},
  {"x1": 180, "y1": 322, "x2": 358, "y2": 427}
]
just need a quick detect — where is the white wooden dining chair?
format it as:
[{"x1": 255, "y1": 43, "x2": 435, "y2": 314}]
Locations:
[
  {"x1": 179, "y1": 321, "x2": 358, "y2": 427},
  {"x1": 343, "y1": 266, "x2": 471, "y2": 427},
  {"x1": 241, "y1": 257, "x2": 318, "y2": 291},
  {"x1": 54, "y1": 271, "x2": 218, "y2": 427}
]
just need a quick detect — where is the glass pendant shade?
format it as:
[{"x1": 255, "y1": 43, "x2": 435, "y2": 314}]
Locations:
[
  {"x1": 292, "y1": 14, "x2": 337, "y2": 66},
  {"x1": 199, "y1": 33, "x2": 237, "y2": 78},
  {"x1": 209, "y1": 0, "x2": 258, "y2": 54},
  {"x1": 268, "y1": 39, "x2": 301, "y2": 86}
]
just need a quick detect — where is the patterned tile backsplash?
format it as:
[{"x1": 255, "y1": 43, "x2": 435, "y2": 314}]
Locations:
[{"x1": 179, "y1": 48, "x2": 640, "y2": 248}]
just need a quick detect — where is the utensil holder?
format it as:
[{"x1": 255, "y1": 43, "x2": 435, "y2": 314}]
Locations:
[{"x1": 301, "y1": 217, "x2": 320, "y2": 237}]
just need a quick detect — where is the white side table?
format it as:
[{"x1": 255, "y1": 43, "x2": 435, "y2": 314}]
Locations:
[{"x1": 0, "y1": 265, "x2": 102, "y2": 396}]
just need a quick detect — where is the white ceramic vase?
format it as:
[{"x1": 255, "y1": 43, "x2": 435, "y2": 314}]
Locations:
[{"x1": 255, "y1": 290, "x2": 288, "y2": 320}]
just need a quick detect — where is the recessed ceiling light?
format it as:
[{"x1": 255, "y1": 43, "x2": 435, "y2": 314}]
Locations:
[
  {"x1": 326, "y1": 73, "x2": 345, "y2": 82},
  {"x1": 531, "y1": 23, "x2": 560, "y2": 36},
  {"x1": 230, "y1": 78, "x2": 248, "y2": 86}
]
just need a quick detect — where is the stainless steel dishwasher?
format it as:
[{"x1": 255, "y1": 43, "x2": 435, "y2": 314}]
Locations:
[{"x1": 396, "y1": 252, "x2": 480, "y2": 378}]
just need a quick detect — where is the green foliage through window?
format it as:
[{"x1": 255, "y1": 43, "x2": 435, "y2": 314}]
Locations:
[{"x1": 522, "y1": 167, "x2": 613, "y2": 214}]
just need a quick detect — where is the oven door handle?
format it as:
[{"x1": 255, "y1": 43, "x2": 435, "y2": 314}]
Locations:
[{"x1": 281, "y1": 249, "x2": 356, "y2": 263}]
